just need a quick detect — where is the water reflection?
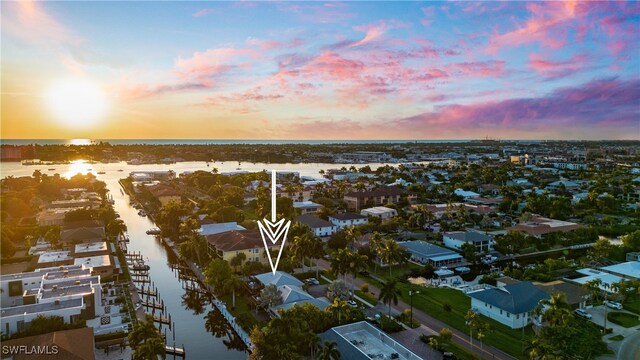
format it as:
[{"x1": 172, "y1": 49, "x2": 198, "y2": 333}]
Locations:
[
  {"x1": 181, "y1": 289, "x2": 209, "y2": 315},
  {"x1": 205, "y1": 308, "x2": 248, "y2": 352}
]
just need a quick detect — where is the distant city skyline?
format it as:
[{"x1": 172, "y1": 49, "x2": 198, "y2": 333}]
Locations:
[{"x1": 1, "y1": 1, "x2": 639, "y2": 140}]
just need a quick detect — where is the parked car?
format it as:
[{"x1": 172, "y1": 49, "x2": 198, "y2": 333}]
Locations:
[
  {"x1": 604, "y1": 301, "x2": 623, "y2": 310},
  {"x1": 305, "y1": 278, "x2": 320, "y2": 286},
  {"x1": 347, "y1": 300, "x2": 358, "y2": 308},
  {"x1": 358, "y1": 270, "x2": 370, "y2": 277},
  {"x1": 574, "y1": 308, "x2": 592, "y2": 319}
]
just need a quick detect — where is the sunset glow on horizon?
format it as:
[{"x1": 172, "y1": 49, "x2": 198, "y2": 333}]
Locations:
[{"x1": 1, "y1": 1, "x2": 639, "y2": 140}]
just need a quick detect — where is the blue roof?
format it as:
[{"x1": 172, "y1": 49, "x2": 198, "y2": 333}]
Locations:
[
  {"x1": 469, "y1": 282, "x2": 549, "y2": 314},
  {"x1": 255, "y1": 271, "x2": 304, "y2": 287}
]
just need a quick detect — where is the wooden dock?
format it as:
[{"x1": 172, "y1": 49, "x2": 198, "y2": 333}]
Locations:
[
  {"x1": 142, "y1": 299, "x2": 164, "y2": 310},
  {"x1": 137, "y1": 287, "x2": 158, "y2": 297},
  {"x1": 153, "y1": 313, "x2": 172, "y2": 326},
  {"x1": 165, "y1": 345, "x2": 185, "y2": 358}
]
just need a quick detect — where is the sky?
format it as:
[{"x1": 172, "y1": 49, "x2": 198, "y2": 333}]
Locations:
[{"x1": 1, "y1": 1, "x2": 639, "y2": 140}]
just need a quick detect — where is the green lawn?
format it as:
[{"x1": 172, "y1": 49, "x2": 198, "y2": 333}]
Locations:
[
  {"x1": 422, "y1": 336, "x2": 481, "y2": 360},
  {"x1": 219, "y1": 293, "x2": 260, "y2": 332},
  {"x1": 624, "y1": 299, "x2": 640, "y2": 315},
  {"x1": 609, "y1": 334, "x2": 624, "y2": 341},
  {"x1": 399, "y1": 285, "x2": 533, "y2": 359},
  {"x1": 607, "y1": 312, "x2": 640, "y2": 328},
  {"x1": 354, "y1": 290, "x2": 378, "y2": 306}
]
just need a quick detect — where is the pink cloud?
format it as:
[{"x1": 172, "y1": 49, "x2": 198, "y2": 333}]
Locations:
[
  {"x1": 192, "y1": 8, "x2": 217, "y2": 17},
  {"x1": 246, "y1": 37, "x2": 304, "y2": 50},
  {"x1": 350, "y1": 21, "x2": 391, "y2": 48},
  {"x1": 174, "y1": 48, "x2": 259, "y2": 80},
  {"x1": 528, "y1": 53, "x2": 589, "y2": 79}
]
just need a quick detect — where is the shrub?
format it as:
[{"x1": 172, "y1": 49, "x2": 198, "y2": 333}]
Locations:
[
  {"x1": 379, "y1": 314, "x2": 403, "y2": 333},
  {"x1": 360, "y1": 284, "x2": 369, "y2": 293}
]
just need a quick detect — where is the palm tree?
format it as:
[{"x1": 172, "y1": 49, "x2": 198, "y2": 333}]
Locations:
[
  {"x1": 348, "y1": 252, "x2": 368, "y2": 291},
  {"x1": 344, "y1": 226, "x2": 360, "y2": 250},
  {"x1": 369, "y1": 232, "x2": 383, "y2": 274},
  {"x1": 223, "y1": 274, "x2": 245, "y2": 309},
  {"x1": 464, "y1": 310, "x2": 478, "y2": 349},
  {"x1": 379, "y1": 239, "x2": 402, "y2": 278},
  {"x1": 328, "y1": 298, "x2": 350, "y2": 325},
  {"x1": 330, "y1": 248, "x2": 352, "y2": 280},
  {"x1": 292, "y1": 233, "x2": 312, "y2": 271},
  {"x1": 378, "y1": 280, "x2": 401, "y2": 317},
  {"x1": 539, "y1": 293, "x2": 572, "y2": 326},
  {"x1": 230, "y1": 252, "x2": 246, "y2": 273},
  {"x1": 308, "y1": 236, "x2": 325, "y2": 279},
  {"x1": 129, "y1": 315, "x2": 164, "y2": 359},
  {"x1": 318, "y1": 341, "x2": 340, "y2": 360},
  {"x1": 134, "y1": 336, "x2": 166, "y2": 360}
]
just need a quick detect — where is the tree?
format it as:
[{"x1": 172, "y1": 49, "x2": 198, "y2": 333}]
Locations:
[
  {"x1": 327, "y1": 280, "x2": 350, "y2": 301},
  {"x1": 129, "y1": 314, "x2": 165, "y2": 360},
  {"x1": 460, "y1": 243, "x2": 478, "y2": 264},
  {"x1": 378, "y1": 280, "x2": 401, "y2": 317},
  {"x1": 592, "y1": 238, "x2": 613, "y2": 259},
  {"x1": 347, "y1": 252, "x2": 368, "y2": 291},
  {"x1": 622, "y1": 230, "x2": 640, "y2": 251},
  {"x1": 318, "y1": 341, "x2": 340, "y2": 360},
  {"x1": 230, "y1": 252, "x2": 247, "y2": 273},
  {"x1": 259, "y1": 284, "x2": 283, "y2": 309},
  {"x1": 378, "y1": 239, "x2": 403, "y2": 277},
  {"x1": 205, "y1": 258, "x2": 232, "y2": 290},
  {"x1": 223, "y1": 274, "x2": 244, "y2": 309},
  {"x1": 44, "y1": 226, "x2": 62, "y2": 249},
  {"x1": 464, "y1": 310, "x2": 478, "y2": 348},
  {"x1": 179, "y1": 232, "x2": 208, "y2": 266},
  {"x1": 439, "y1": 328, "x2": 453, "y2": 350},
  {"x1": 539, "y1": 293, "x2": 572, "y2": 326}
]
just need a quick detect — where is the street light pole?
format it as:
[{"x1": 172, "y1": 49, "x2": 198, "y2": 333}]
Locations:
[{"x1": 409, "y1": 290, "x2": 419, "y2": 326}]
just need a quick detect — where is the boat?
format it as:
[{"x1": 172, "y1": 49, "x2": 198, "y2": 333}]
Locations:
[
  {"x1": 138, "y1": 209, "x2": 146, "y2": 217},
  {"x1": 118, "y1": 169, "x2": 123, "y2": 172},
  {"x1": 48, "y1": 168, "x2": 56, "y2": 171},
  {"x1": 97, "y1": 171, "x2": 106, "y2": 175},
  {"x1": 132, "y1": 260, "x2": 150, "y2": 271},
  {"x1": 146, "y1": 228, "x2": 161, "y2": 235}
]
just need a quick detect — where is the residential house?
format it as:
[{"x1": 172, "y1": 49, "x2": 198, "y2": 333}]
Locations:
[
  {"x1": 0, "y1": 327, "x2": 96, "y2": 360},
  {"x1": 198, "y1": 222, "x2": 246, "y2": 236},
  {"x1": 294, "y1": 214, "x2": 337, "y2": 238},
  {"x1": 508, "y1": 216, "x2": 582, "y2": 237},
  {"x1": 398, "y1": 241, "x2": 463, "y2": 267},
  {"x1": 320, "y1": 322, "x2": 422, "y2": 360},
  {"x1": 61, "y1": 221, "x2": 106, "y2": 245},
  {"x1": 329, "y1": 213, "x2": 368, "y2": 229},
  {"x1": 468, "y1": 282, "x2": 549, "y2": 329},
  {"x1": 206, "y1": 229, "x2": 278, "y2": 266},
  {"x1": 443, "y1": 231, "x2": 494, "y2": 253},
  {"x1": 147, "y1": 184, "x2": 181, "y2": 206},
  {"x1": 343, "y1": 186, "x2": 405, "y2": 211},
  {"x1": 293, "y1": 201, "x2": 323, "y2": 215},
  {"x1": 360, "y1": 206, "x2": 397, "y2": 220}
]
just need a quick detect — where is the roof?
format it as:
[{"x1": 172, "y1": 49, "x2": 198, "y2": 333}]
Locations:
[
  {"x1": 1, "y1": 298, "x2": 84, "y2": 317},
  {"x1": 147, "y1": 184, "x2": 181, "y2": 198},
  {"x1": 570, "y1": 268, "x2": 623, "y2": 293},
  {"x1": 206, "y1": 229, "x2": 276, "y2": 252},
  {"x1": 599, "y1": 261, "x2": 640, "y2": 279},
  {"x1": 454, "y1": 188, "x2": 480, "y2": 198},
  {"x1": 280, "y1": 285, "x2": 315, "y2": 304},
  {"x1": 319, "y1": 321, "x2": 421, "y2": 360},
  {"x1": 0, "y1": 327, "x2": 95, "y2": 360},
  {"x1": 469, "y1": 282, "x2": 549, "y2": 314},
  {"x1": 508, "y1": 216, "x2": 582, "y2": 236},
  {"x1": 255, "y1": 271, "x2": 304, "y2": 287},
  {"x1": 360, "y1": 206, "x2": 396, "y2": 215},
  {"x1": 199, "y1": 222, "x2": 246, "y2": 236},
  {"x1": 535, "y1": 280, "x2": 590, "y2": 305},
  {"x1": 329, "y1": 213, "x2": 368, "y2": 221},
  {"x1": 344, "y1": 186, "x2": 404, "y2": 199},
  {"x1": 61, "y1": 227, "x2": 105, "y2": 242},
  {"x1": 444, "y1": 231, "x2": 492, "y2": 243},
  {"x1": 398, "y1": 241, "x2": 461, "y2": 260},
  {"x1": 293, "y1": 201, "x2": 323, "y2": 209},
  {"x1": 272, "y1": 297, "x2": 331, "y2": 312},
  {"x1": 63, "y1": 220, "x2": 104, "y2": 230},
  {"x1": 294, "y1": 214, "x2": 334, "y2": 228}
]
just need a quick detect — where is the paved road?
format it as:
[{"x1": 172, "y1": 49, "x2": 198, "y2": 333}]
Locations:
[
  {"x1": 618, "y1": 331, "x2": 640, "y2": 360},
  {"x1": 316, "y1": 259, "x2": 517, "y2": 360}
]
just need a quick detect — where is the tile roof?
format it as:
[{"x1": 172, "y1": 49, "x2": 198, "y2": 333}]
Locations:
[
  {"x1": 206, "y1": 229, "x2": 277, "y2": 252},
  {"x1": 344, "y1": 186, "x2": 404, "y2": 199}
]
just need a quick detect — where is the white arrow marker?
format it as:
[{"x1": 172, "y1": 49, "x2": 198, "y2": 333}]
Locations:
[{"x1": 257, "y1": 170, "x2": 292, "y2": 275}]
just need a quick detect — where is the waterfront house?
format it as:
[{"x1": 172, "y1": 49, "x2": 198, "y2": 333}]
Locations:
[
  {"x1": 206, "y1": 229, "x2": 279, "y2": 266},
  {"x1": 468, "y1": 282, "x2": 549, "y2": 329},
  {"x1": 398, "y1": 241, "x2": 463, "y2": 267},
  {"x1": 147, "y1": 184, "x2": 182, "y2": 206}
]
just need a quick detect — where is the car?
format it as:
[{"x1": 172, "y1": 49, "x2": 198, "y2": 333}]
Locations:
[
  {"x1": 305, "y1": 278, "x2": 320, "y2": 286},
  {"x1": 347, "y1": 300, "x2": 358, "y2": 308},
  {"x1": 604, "y1": 301, "x2": 623, "y2": 310},
  {"x1": 323, "y1": 254, "x2": 332, "y2": 260},
  {"x1": 574, "y1": 308, "x2": 592, "y2": 319},
  {"x1": 358, "y1": 270, "x2": 370, "y2": 277}
]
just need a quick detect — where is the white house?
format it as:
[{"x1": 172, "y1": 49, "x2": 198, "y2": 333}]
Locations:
[
  {"x1": 329, "y1": 213, "x2": 368, "y2": 229},
  {"x1": 454, "y1": 188, "x2": 480, "y2": 199},
  {"x1": 443, "y1": 231, "x2": 494, "y2": 253},
  {"x1": 293, "y1": 201, "x2": 324, "y2": 215},
  {"x1": 468, "y1": 282, "x2": 549, "y2": 329},
  {"x1": 360, "y1": 206, "x2": 397, "y2": 220},
  {"x1": 294, "y1": 214, "x2": 337, "y2": 238}
]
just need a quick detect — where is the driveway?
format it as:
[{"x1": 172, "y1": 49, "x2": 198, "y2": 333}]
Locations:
[{"x1": 586, "y1": 306, "x2": 640, "y2": 336}]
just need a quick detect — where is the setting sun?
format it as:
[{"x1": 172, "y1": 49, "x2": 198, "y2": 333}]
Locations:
[{"x1": 44, "y1": 78, "x2": 108, "y2": 129}]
